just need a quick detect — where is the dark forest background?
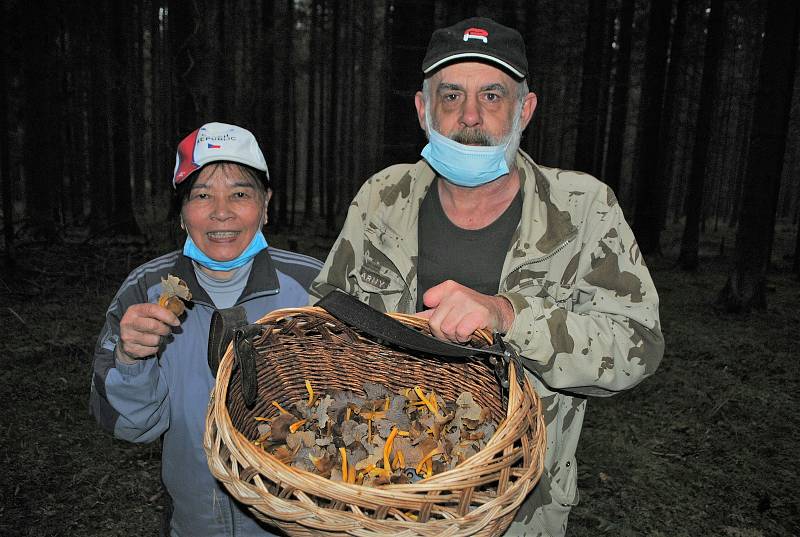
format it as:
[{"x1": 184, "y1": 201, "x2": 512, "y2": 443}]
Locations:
[
  {"x1": 2, "y1": 2, "x2": 800, "y2": 536},
  {"x1": 2, "y1": 0, "x2": 800, "y2": 309}
]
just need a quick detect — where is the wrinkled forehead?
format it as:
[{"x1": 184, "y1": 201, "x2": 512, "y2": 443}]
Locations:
[{"x1": 429, "y1": 61, "x2": 518, "y2": 92}]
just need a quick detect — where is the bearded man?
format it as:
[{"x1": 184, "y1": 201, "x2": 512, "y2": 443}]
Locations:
[{"x1": 311, "y1": 17, "x2": 664, "y2": 536}]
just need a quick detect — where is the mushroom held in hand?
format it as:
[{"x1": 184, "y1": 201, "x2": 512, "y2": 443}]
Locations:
[{"x1": 158, "y1": 275, "x2": 192, "y2": 317}]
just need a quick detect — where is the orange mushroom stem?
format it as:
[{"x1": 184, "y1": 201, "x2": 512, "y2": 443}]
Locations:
[
  {"x1": 289, "y1": 419, "x2": 307, "y2": 434},
  {"x1": 415, "y1": 447, "x2": 442, "y2": 475},
  {"x1": 339, "y1": 447, "x2": 347, "y2": 481},
  {"x1": 383, "y1": 427, "x2": 399, "y2": 473},
  {"x1": 305, "y1": 380, "x2": 314, "y2": 405}
]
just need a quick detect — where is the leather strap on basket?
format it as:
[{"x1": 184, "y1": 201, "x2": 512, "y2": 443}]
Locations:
[
  {"x1": 233, "y1": 324, "x2": 263, "y2": 408},
  {"x1": 208, "y1": 306, "x2": 263, "y2": 408},
  {"x1": 317, "y1": 290, "x2": 525, "y2": 389},
  {"x1": 208, "y1": 307, "x2": 249, "y2": 377}
]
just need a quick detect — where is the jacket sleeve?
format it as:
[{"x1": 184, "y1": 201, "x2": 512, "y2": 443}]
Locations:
[
  {"x1": 89, "y1": 276, "x2": 170, "y2": 443},
  {"x1": 499, "y1": 186, "x2": 664, "y2": 397},
  {"x1": 309, "y1": 185, "x2": 371, "y2": 304}
]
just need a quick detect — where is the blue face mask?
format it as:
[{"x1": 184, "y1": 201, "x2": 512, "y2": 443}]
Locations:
[
  {"x1": 421, "y1": 127, "x2": 511, "y2": 187},
  {"x1": 420, "y1": 100, "x2": 523, "y2": 187},
  {"x1": 183, "y1": 231, "x2": 268, "y2": 272}
]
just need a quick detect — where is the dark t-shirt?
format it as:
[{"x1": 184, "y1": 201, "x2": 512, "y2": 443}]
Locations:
[{"x1": 416, "y1": 178, "x2": 522, "y2": 312}]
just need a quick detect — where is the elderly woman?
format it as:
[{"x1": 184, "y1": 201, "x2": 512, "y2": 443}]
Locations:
[{"x1": 90, "y1": 122, "x2": 321, "y2": 536}]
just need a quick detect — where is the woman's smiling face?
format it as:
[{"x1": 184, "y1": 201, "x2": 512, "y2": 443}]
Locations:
[{"x1": 180, "y1": 163, "x2": 268, "y2": 264}]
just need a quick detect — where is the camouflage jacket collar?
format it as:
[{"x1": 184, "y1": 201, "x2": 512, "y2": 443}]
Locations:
[
  {"x1": 363, "y1": 150, "x2": 580, "y2": 295},
  {"x1": 362, "y1": 159, "x2": 435, "y2": 299},
  {"x1": 502, "y1": 151, "x2": 579, "y2": 277}
]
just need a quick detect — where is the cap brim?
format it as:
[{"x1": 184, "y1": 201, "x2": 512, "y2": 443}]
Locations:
[{"x1": 423, "y1": 52, "x2": 525, "y2": 78}]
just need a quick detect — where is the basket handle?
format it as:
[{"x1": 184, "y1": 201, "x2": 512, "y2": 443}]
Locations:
[{"x1": 317, "y1": 290, "x2": 524, "y2": 389}]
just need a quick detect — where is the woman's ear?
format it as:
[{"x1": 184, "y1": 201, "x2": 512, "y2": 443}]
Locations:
[
  {"x1": 263, "y1": 189, "x2": 273, "y2": 226},
  {"x1": 179, "y1": 214, "x2": 185, "y2": 231}
]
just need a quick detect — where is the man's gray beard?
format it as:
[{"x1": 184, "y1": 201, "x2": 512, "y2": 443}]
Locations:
[
  {"x1": 426, "y1": 102, "x2": 523, "y2": 168},
  {"x1": 503, "y1": 122, "x2": 522, "y2": 168}
]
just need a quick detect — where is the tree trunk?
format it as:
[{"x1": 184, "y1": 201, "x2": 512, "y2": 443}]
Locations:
[
  {"x1": 794, "y1": 195, "x2": 800, "y2": 275},
  {"x1": 1, "y1": 0, "x2": 12, "y2": 269},
  {"x1": 631, "y1": 0, "x2": 673, "y2": 256},
  {"x1": 110, "y1": 1, "x2": 141, "y2": 236},
  {"x1": 140, "y1": 0, "x2": 156, "y2": 220},
  {"x1": 678, "y1": 0, "x2": 725, "y2": 270},
  {"x1": 306, "y1": 0, "x2": 321, "y2": 219},
  {"x1": 287, "y1": 0, "x2": 298, "y2": 229},
  {"x1": 88, "y1": 3, "x2": 112, "y2": 234},
  {"x1": 325, "y1": 1, "x2": 340, "y2": 230},
  {"x1": 58, "y1": 2, "x2": 78, "y2": 227},
  {"x1": 70, "y1": 73, "x2": 90, "y2": 227},
  {"x1": 574, "y1": 0, "x2": 607, "y2": 177},
  {"x1": 282, "y1": 0, "x2": 297, "y2": 228},
  {"x1": 129, "y1": 0, "x2": 150, "y2": 221},
  {"x1": 341, "y1": 1, "x2": 356, "y2": 206},
  {"x1": 269, "y1": 0, "x2": 291, "y2": 230},
  {"x1": 658, "y1": 0, "x2": 689, "y2": 227},
  {"x1": 717, "y1": 0, "x2": 800, "y2": 311},
  {"x1": 603, "y1": 0, "x2": 634, "y2": 195},
  {"x1": 318, "y1": 0, "x2": 330, "y2": 224},
  {"x1": 169, "y1": 0, "x2": 203, "y2": 139},
  {"x1": 792, "y1": 191, "x2": 800, "y2": 277},
  {"x1": 382, "y1": 0, "x2": 435, "y2": 166},
  {"x1": 22, "y1": 0, "x2": 60, "y2": 241},
  {"x1": 717, "y1": 26, "x2": 743, "y2": 228},
  {"x1": 364, "y1": 0, "x2": 387, "y2": 176}
]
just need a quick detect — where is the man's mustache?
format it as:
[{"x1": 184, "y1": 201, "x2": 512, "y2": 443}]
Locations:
[{"x1": 450, "y1": 129, "x2": 495, "y2": 146}]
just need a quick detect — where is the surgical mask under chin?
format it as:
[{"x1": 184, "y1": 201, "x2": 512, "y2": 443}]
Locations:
[
  {"x1": 420, "y1": 111, "x2": 521, "y2": 188},
  {"x1": 183, "y1": 231, "x2": 268, "y2": 271}
]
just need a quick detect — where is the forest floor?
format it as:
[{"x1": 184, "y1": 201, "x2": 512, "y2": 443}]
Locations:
[{"x1": 0, "y1": 220, "x2": 798, "y2": 537}]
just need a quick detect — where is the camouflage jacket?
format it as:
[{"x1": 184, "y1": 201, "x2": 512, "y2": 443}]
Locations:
[{"x1": 310, "y1": 150, "x2": 664, "y2": 536}]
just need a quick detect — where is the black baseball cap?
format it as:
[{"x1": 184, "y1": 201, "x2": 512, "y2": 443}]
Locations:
[{"x1": 421, "y1": 17, "x2": 528, "y2": 79}]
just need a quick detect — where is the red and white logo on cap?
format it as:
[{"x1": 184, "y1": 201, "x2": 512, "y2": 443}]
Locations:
[
  {"x1": 173, "y1": 128, "x2": 201, "y2": 186},
  {"x1": 463, "y1": 28, "x2": 488, "y2": 43}
]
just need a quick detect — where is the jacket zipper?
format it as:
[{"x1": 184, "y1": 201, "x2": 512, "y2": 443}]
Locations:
[{"x1": 502, "y1": 235, "x2": 576, "y2": 288}]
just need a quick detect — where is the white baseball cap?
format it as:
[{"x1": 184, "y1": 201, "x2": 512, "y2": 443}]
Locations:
[{"x1": 172, "y1": 122, "x2": 269, "y2": 187}]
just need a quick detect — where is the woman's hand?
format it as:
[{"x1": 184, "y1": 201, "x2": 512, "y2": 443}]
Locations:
[{"x1": 116, "y1": 303, "x2": 180, "y2": 363}]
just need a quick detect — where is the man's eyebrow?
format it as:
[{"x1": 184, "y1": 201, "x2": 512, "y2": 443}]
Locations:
[
  {"x1": 436, "y1": 82, "x2": 509, "y2": 95},
  {"x1": 436, "y1": 82, "x2": 464, "y2": 93},
  {"x1": 480, "y1": 83, "x2": 509, "y2": 95}
]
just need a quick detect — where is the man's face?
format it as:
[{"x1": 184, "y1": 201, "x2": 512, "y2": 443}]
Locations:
[{"x1": 416, "y1": 62, "x2": 535, "y2": 145}]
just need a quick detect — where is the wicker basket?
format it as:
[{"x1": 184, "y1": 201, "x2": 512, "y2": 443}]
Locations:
[{"x1": 204, "y1": 306, "x2": 545, "y2": 537}]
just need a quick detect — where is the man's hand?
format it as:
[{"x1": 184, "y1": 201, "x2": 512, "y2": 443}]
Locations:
[
  {"x1": 415, "y1": 280, "x2": 515, "y2": 343},
  {"x1": 116, "y1": 303, "x2": 180, "y2": 363}
]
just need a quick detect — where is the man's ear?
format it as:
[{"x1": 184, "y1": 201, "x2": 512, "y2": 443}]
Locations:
[
  {"x1": 414, "y1": 91, "x2": 427, "y2": 131},
  {"x1": 179, "y1": 214, "x2": 185, "y2": 231},
  {"x1": 520, "y1": 91, "x2": 538, "y2": 131}
]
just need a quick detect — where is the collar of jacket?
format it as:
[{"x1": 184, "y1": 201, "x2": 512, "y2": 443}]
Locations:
[
  {"x1": 362, "y1": 159, "x2": 435, "y2": 300},
  {"x1": 172, "y1": 248, "x2": 281, "y2": 308},
  {"x1": 501, "y1": 150, "x2": 579, "y2": 278},
  {"x1": 362, "y1": 150, "x2": 579, "y2": 289}
]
